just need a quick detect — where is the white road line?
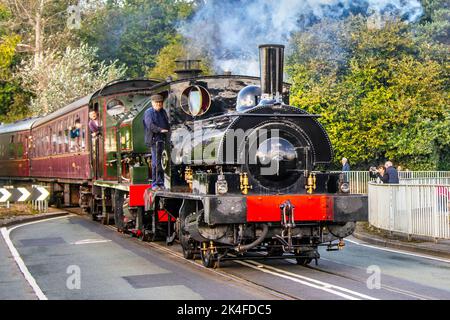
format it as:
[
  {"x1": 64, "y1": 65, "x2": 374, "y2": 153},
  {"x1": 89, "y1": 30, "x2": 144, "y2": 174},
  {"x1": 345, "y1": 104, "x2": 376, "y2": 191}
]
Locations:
[
  {"x1": 285, "y1": 258, "x2": 433, "y2": 300},
  {"x1": 105, "y1": 224, "x2": 378, "y2": 300},
  {"x1": 71, "y1": 239, "x2": 112, "y2": 245},
  {"x1": 1, "y1": 214, "x2": 73, "y2": 300},
  {"x1": 345, "y1": 238, "x2": 450, "y2": 264},
  {"x1": 1, "y1": 227, "x2": 47, "y2": 300},
  {"x1": 235, "y1": 259, "x2": 379, "y2": 300}
]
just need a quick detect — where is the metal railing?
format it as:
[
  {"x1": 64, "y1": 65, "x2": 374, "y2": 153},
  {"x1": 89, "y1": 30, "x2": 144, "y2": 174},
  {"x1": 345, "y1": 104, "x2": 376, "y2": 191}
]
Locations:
[
  {"x1": 330, "y1": 171, "x2": 374, "y2": 194},
  {"x1": 368, "y1": 182, "x2": 450, "y2": 240},
  {"x1": 331, "y1": 171, "x2": 450, "y2": 194}
]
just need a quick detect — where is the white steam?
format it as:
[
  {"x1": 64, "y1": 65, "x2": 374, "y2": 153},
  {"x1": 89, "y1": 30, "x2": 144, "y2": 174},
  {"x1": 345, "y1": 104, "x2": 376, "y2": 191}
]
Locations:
[{"x1": 179, "y1": 0, "x2": 423, "y2": 76}]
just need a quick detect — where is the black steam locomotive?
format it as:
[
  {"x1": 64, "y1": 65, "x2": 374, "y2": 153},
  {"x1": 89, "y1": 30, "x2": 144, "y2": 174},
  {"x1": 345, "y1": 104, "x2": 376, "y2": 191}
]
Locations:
[{"x1": 118, "y1": 44, "x2": 368, "y2": 267}]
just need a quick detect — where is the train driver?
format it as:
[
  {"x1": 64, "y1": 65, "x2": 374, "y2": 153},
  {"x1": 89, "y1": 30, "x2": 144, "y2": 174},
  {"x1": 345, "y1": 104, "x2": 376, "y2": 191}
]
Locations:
[{"x1": 143, "y1": 94, "x2": 170, "y2": 191}]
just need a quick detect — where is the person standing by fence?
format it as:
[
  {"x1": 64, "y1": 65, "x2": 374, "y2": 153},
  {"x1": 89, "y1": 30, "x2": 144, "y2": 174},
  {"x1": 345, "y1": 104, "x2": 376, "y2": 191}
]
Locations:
[
  {"x1": 385, "y1": 161, "x2": 399, "y2": 184},
  {"x1": 342, "y1": 157, "x2": 350, "y2": 183},
  {"x1": 376, "y1": 165, "x2": 389, "y2": 183}
]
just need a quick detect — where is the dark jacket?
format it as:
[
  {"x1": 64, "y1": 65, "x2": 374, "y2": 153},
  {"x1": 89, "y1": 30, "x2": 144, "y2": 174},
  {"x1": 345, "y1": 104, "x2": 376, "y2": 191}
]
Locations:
[
  {"x1": 377, "y1": 172, "x2": 389, "y2": 183},
  {"x1": 386, "y1": 166, "x2": 399, "y2": 184},
  {"x1": 342, "y1": 162, "x2": 350, "y2": 172},
  {"x1": 143, "y1": 107, "x2": 170, "y2": 147}
]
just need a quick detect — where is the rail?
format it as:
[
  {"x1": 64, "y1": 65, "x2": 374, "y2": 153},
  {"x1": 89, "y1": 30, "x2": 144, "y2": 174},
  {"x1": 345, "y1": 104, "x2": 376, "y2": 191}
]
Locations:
[{"x1": 368, "y1": 182, "x2": 450, "y2": 240}]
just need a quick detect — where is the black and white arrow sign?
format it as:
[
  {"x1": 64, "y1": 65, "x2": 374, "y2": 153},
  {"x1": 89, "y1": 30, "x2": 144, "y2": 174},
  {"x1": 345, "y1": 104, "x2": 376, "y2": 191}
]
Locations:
[
  {"x1": 31, "y1": 186, "x2": 50, "y2": 201},
  {"x1": 10, "y1": 187, "x2": 32, "y2": 202},
  {"x1": 0, "y1": 188, "x2": 12, "y2": 202},
  {"x1": 1, "y1": 186, "x2": 50, "y2": 202}
]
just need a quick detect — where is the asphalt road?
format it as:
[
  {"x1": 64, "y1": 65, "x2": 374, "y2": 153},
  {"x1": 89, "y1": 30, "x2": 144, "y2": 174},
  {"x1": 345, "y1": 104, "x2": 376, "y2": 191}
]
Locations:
[{"x1": 1, "y1": 214, "x2": 449, "y2": 300}]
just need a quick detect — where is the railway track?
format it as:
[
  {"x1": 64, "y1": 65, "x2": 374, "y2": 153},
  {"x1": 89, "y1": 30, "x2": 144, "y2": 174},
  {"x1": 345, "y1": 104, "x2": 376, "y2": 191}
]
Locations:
[{"x1": 64, "y1": 208, "x2": 445, "y2": 300}]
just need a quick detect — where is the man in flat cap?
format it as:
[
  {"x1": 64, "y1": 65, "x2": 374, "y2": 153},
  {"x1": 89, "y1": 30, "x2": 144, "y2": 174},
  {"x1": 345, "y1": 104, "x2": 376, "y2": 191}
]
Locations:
[{"x1": 143, "y1": 94, "x2": 170, "y2": 190}]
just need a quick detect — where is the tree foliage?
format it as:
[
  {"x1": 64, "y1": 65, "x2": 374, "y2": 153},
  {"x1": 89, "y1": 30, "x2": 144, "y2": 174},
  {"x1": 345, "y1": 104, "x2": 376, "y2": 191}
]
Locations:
[
  {"x1": 288, "y1": 15, "x2": 450, "y2": 170},
  {"x1": 16, "y1": 43, "x2": 126, "y2": 115},
  {"x1": 148, "y1": 35, "x2": 212, "y2": 80},
  {"x1": 78, "y1": 0, "x2": 196, "y2": 77},
  {"x1": 0, "y1": 3, "x2": 30, "y2": 122}
]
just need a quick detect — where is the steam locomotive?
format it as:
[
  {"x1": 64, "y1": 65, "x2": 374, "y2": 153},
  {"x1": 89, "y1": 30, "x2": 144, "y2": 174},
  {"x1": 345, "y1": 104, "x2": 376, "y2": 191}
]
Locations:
[{"x1": 0, "y1": 44, "x2": 368, "y2": 268}]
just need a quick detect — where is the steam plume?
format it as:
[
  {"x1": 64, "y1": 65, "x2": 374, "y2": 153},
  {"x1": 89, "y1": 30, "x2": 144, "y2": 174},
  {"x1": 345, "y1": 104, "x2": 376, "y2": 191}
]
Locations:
[{"x1": 179, "y1": 0, "x2": 423, "y2": 75}]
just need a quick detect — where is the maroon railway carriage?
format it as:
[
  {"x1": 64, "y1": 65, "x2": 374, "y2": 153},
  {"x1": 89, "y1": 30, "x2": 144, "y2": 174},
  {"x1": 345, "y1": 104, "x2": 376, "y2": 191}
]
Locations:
[
  {"x1": 29, "y1": 95, "x2": 92, "y2": 206},
  {"x1": 0, "y1": 118, "x2": 37, "y2": 179}
]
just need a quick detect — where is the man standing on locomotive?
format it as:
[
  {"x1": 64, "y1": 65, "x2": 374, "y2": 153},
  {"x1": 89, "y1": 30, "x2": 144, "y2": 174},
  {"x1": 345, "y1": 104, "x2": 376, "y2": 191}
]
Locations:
[{"x1": 143, "y1": 94, "x2": 170, "y2": 191}]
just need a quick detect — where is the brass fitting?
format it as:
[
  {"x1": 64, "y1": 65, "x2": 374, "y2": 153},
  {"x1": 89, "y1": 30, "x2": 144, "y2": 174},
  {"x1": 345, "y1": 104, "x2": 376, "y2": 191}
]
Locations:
[
  {"x1": 185, "y1": 166, "x2": 193, "y2": 190},
  {"x1": 338, "y1": 239, "x2": 345, "y2": 250},
  {"x1": 306, "y1": 172, "x2": 316, "y2": 194},
  {"x1": 240, "y1": 172, "x2": 252, "y2": 195}
]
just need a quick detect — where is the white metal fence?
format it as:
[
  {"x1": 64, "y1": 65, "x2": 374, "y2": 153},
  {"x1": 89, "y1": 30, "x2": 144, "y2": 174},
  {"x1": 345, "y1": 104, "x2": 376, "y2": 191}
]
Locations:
[
  {"x1": 331, "y1": 171, "x2": 450, "y2": 195},
  {"x1": 368, "y1": 182, "x2": 450, "y2": 240}
]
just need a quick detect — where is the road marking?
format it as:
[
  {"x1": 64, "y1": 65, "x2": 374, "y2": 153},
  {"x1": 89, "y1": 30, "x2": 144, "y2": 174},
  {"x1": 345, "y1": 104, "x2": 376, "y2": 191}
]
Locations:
[
  {"x1": 71, "y1": 239, "x2": 112, "y2": 245},
  {"x1": 104, "y1": 225, "x2": 295, "y2": 300},
  {"x1": 234, "y1": 259, "x2": 379, "y2": 300},
  {"x1": 0, "y1": 214, "x2": 73, "y2": 300},
  {"x1": 285, "y1": 258, "x2": 433, "y2": 300},
  {"x1": 104, "y1": 224, "x2": 378, "y2": 300},
  {"x1": 1, "y1": 227, "x2": 47, "y2": 300},
  {"x1": 345, "y1": 238, "x2": 450, "y2": 264}
]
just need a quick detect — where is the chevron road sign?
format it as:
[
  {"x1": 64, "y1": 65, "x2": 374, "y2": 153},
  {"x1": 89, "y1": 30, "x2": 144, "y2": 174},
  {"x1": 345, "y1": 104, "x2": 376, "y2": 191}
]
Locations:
[
  {"x1": 10, "y1": 187, "x2": 31, "y2": 202},
  {"x1": 0, "y1": 186, "x2": 50, "y2": 203},
  {"x1": 0, "y1": 188, "x2": 12, "y2": 202},
  {"x1": 31, "y1": 186, "x2": 50, "y2": 201}
]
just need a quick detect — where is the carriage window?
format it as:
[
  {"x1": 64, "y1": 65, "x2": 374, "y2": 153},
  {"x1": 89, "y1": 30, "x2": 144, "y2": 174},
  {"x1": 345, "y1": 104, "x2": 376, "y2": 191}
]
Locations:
[
  {"x1": 81, "y1": 128, "x2": 86, "y2": 150},
  {"x1": 17, "y1": 143, "x2": 24, "y2": 158},
  {"x1": 58, "y1": 131, "x2": 63, "y2": 153},
  {"x1": 68, "y1": 116, "x2": 82, "y2": 152},
  {"x1": 52, "y1": 131, "x2": 57, "y2": 154},
  {"x1": 64, "y1": 129, "x2": 69, "y2": 152}
]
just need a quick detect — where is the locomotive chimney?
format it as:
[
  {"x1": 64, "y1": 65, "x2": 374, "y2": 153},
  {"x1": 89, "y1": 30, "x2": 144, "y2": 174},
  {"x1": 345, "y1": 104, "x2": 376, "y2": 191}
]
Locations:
[{"x1": 259, "y1": 44, "x2": 284, "y2": 102}]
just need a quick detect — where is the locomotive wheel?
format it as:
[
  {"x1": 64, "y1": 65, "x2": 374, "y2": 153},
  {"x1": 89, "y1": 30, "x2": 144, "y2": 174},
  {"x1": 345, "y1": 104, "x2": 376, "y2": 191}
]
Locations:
[
  {"x1": 296, "y1": 257, "x2": 312, "y2": 266},
  {"x1": 268, "y1": 246, "x2": 284, "y2": 257}
]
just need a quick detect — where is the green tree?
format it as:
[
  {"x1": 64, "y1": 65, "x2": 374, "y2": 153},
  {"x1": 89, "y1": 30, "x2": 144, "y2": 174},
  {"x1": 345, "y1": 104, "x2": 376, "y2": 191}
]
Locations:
[
  {"x1": 148, "y1": 35, "x2": 212, "y2": 80},
  {"x1": 78, "y1": 0, "x2": 196, "y2": 77},
  {"x1": 16, "y1": 43, "x2": 126, "y2": 115},
  {"x1": 0, "y1": 3, "x2": 31, "y2": 122},
  {"x1": 288, "y1": 15, "x2": 449, "y2": 170}
]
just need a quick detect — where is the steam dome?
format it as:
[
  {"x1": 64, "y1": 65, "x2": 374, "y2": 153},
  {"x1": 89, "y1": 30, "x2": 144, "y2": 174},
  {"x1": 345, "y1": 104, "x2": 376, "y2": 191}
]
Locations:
[{"x1": 236, "y1": 85, "x2": 261, "y2": 112}]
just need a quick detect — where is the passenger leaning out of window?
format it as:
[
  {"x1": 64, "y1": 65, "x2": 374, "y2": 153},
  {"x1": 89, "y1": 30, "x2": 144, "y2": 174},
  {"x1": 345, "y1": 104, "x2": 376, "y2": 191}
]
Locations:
[{"x1": 88, "y1": 111, "x2": 101, "y2": 137}]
